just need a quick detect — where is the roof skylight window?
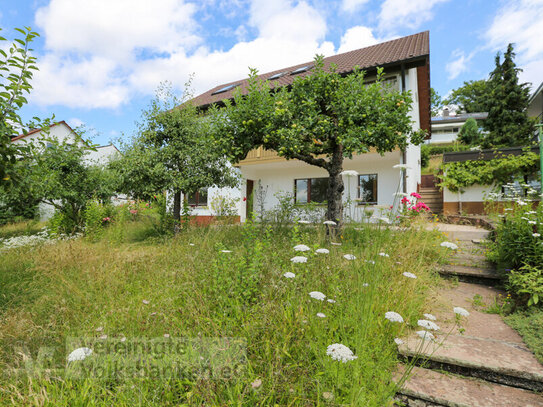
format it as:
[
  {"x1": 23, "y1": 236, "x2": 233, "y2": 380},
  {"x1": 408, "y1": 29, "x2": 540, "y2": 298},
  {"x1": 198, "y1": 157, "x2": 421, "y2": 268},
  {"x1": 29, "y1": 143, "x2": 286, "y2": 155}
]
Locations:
[
  {"x1": 290, "y1": 65, "x2": 313, "y2": 75},
  {"x1": 269, "y1": 71, "x2": 288, "y2": 80},
  {"x1": 211, "y1": 83, "x2": 240, "y2": 95}
]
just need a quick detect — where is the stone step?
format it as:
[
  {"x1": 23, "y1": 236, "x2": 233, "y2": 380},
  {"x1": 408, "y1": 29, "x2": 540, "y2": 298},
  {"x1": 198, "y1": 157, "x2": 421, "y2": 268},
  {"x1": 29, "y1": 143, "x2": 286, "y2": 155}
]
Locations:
[
  {"x1": 439, "y1": 264, "x2": 501, "y2": 285},
  {"x1": 398, "y1": 283, "x2": 543, "y2": 392},
  {"x1": 399, "y1": 334, "x2": 543, "y2": 392},
  {"x1": 395, "y1": 365, "x2": 543, "y2": 407},
  {"x1": 447, "y1": 255, "x2": 493, "y2": 268}
]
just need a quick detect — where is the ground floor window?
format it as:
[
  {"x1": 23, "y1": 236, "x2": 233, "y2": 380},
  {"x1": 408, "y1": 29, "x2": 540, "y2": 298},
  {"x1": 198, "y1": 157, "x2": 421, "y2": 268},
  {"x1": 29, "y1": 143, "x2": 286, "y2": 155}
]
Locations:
[
  {"x1": 358, "y1": 174, "x2": 377, "y2": 204},
  {"x1": 295, "y1": 178, "x2": 328, "y2": 204},
  {"x1": 187, "y1": 188, "x2": 208, "y2": 206}
]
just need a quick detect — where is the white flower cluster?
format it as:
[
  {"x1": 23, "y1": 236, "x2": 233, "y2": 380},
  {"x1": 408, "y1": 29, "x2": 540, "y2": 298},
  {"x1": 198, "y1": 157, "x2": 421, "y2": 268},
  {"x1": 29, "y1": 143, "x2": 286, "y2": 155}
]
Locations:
[
  {"x1": 309, "y1": 291, "x2": 326, "y2": 301},
  {"x1": 290, "y1": 256, "x2": 307, "y2": 263},
  {"x1": 440, "y1": 241, "x2": 458, "y2": 250},
  {"x1": 0, "y1": 229, "x2": 81, "y2": 251},
  {"x1": 403, "y1": 272, "x2": 417, "y2": 279},
  {"x1": 385, "y1": 311, "x2": 404, "y2": 323},
  {"x1": 417, "y1": 319, "x2": 440, "y2": 331},
  {"x1": 293, "y1": 244, "x2": 311, "y2": 252},
  {"x1": 326, "y1": 343, "x2": 358, "y2": 362},
  {"x1": 343, "y1": 254, "x2": 356, "y2": 260},
  {"x1": 67, "y1": 347, "x2": 93, "y2": 362},
  {"x1": 453, "y1": 306, "x2": 470, "y2": 317}
]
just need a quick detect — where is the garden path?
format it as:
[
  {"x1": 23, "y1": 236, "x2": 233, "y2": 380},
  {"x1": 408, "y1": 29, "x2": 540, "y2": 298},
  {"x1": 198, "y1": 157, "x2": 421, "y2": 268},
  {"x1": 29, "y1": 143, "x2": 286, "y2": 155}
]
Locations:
[{"x1": 396, "y1": 223, "x2": 543, "y2": 406}]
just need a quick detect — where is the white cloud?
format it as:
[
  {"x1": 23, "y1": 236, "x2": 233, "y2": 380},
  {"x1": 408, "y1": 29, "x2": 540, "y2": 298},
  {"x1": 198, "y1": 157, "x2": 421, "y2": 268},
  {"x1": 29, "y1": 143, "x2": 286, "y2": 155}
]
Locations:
[
  {"x1": 341, "y1": 0, "x2": 371, "y2": 13},
  {"x1": 446, "y1": 49, "x2": 473, "y2": 80},
  {"x1": 35, "y1": 0, "x2": 199, "y2": 60},
  {"x1": 337, "y1": 26, "x2": 381, "y2": 54},
  {"x1": 67, "y1": 118, "x2": 84, "y2": 128},
  {"x1": 484, "y1": 0, "x2": 543, "y2": 88},
  {"x1": 31, "y1": 0, "x2": 342, "y2": 109},
  {"x1": 378, "y1": 0, "x2": 449, "y2": 31}
]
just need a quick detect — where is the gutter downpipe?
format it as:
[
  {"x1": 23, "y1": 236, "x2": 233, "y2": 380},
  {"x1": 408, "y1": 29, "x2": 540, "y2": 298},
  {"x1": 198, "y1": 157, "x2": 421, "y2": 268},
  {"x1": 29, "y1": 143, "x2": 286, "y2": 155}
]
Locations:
[
  {"x1": 537, "y1": 123, "x2": 543, "y2": 193},
  {"x1": 401, "y1": 63, "x2": 407, "y2": 194}
]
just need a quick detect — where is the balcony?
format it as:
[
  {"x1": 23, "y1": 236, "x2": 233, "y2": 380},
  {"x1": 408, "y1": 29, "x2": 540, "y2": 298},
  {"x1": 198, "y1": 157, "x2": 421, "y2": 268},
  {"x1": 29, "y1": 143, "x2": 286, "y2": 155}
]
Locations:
[{"x1": 238, "y1": 147, "x2": 286, "y2": 165}]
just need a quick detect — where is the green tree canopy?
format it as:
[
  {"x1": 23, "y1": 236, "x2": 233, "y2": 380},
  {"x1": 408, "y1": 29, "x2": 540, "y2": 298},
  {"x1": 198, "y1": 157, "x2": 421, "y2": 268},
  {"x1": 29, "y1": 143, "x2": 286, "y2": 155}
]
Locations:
[
  {"x1": 0, "y1": 27, "x2": 49, "y2": 184},
  {"x1": 444, "y1": 79, "x2": 490, "y2": 113},
  {"x1": 211, "y1": 56, "x2": 425, "y2": 225},
  {"x1": 481, "y1": 44, "x2": 535, "y2": 148},
  {"x1": 431, "y1": 87, "x2": 444, "y2": 116},
  {"x1": 111, "y1": 82, "x2": 239, "y2": 221},
  {"x1": 457, "y1": 117, "x2": 482, "y2": 146}
]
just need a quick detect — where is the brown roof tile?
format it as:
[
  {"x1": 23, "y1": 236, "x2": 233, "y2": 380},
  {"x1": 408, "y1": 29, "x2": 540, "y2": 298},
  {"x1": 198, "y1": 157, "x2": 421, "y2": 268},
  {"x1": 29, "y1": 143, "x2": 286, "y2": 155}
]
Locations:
[{"x1": 191, "y1": 31, "x2": 429, "y2": 108}]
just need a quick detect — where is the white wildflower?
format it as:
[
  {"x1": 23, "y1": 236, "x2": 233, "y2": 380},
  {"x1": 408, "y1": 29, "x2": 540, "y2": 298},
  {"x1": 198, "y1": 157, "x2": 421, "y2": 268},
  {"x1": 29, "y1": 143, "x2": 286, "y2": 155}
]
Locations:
[
  {"x1": 326, "y1": 343, "x2": 358, "y2": 362},
  {"x1": 379, "y1": 252, "x2": 390, "y2": 257},
  {"x1": 343, "y1": 254, "x2": 356, "y2": 260},
  {"x1": 294, "y1": 244, "x2": 311, "y2": 252},
  {"x1": 142, "y1": 299, "x2": 150, "y2": 304},
  {"x1": 385, "y1": 311, "x2": 404, "y2": 323},
  {"x1": 393, "y1": 164, "x2": 411, "y2": 170},
  {"x1": 309, "y1": 291, "x2": 326, "y2": 301},
  {"x1": 423, "y1": 313, "x2": 437, "y2": 321},
  {"x1": 221, "y1": 250, "x2": 232, "y2": 253},
  {"x1": 533, "y1": 233, "x2": 541, "y2": 237},
  {"x1": 440, "y1": 242, "x2": 459, "y2": 250},
  {"x1": 403, "y1": 272, "x2": 417, "y2": 279},
  {"x1": 416, "y1": 330, "x2": 435, "y2": 341},
  {"x1": 315, "y1": 248, "x2": 330, "y2": 254},
  {"x1": 417, "y1": 320, "x2": 440, "y2": 331},
  {"x1": 67, "y1": 347, "x2": 93, "y2": 362},
  {"x1": 379, "y1": 217, "x2": 391, "y2": 224},
  {"x1": 298, "y1": 220, "x2": 310, "y2": 224},
  {"x1": 394, "y1": 338, "x2": 404, "y2": 345},
  {"x1": 323, "y1": 220, "x2": 337, "y2": 226},
  {"x1": 454, "y1": 307, "x2": 470, "y2": 317},
  {"x1": 517, "y1": 200, "x2": 527, "y2": 206},
  {"x1": 529, "y1": 221, "x2": 537, "y2": 225},
  {"x1": 251, "y1": 378, "x2": 262, "y2": 389},
  {"x1": 362, "y1": 283, "x2": 369, "y2": 287},
  {"x1": 504, "y1": 208, "x2": 512, "y2": 211},
  {"x1": 189, "y1": 243, "x2": 195, "y2": 246},
  {"x1": 283, "y1": 272, "x2": 295, "y2": 279},
  {"x1": 340, "y1": 170, "x2": 358, "y2": 177},
  {"x1": 365, "y1": 260, "x2": 376, "y2": 264},
  {"x1": 327, "y1": 299, "x2": 336, "y2": 304},
  {"x1": 330, "y1": 242, "x2": 342, "y2": 246},
  {"x1": 316, "y1": 312, "x2": 326, "y2": 318},
  {"x1": 290, "y1": 256, "x2": 307, "y2": 263}
]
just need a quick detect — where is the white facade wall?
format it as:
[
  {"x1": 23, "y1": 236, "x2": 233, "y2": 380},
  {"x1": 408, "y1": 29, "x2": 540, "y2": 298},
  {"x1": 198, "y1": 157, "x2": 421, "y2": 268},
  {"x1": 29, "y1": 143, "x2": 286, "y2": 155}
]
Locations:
[
  {"x1": 239, "y1": 151, "x2": 403, "y2": 222},
  {"x1": 443, "y1": 184, "x2": 493, "y2": 203},
  {"x1": 184, "y1": 185, "x2": 242, "y2": 217}
]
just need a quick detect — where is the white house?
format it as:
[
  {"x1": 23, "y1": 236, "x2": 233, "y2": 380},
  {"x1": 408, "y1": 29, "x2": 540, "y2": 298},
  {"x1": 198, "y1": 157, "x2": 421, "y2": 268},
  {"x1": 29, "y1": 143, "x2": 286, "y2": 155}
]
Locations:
[
  {"x1": 11, "y1": 121, "x2": 120, "y2": 219},
  {"x1": 429, "y1": 108, "x2": 488, "y2": 144},
  {"x1": 189, "y1": 32, "x2": 431, "y2": 223}
]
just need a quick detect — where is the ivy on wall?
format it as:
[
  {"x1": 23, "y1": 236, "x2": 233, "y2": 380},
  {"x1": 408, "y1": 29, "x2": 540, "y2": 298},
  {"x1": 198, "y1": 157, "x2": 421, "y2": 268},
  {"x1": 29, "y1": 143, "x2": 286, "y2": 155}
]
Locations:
[{"x1": 439, "y1": 150, "x2": 540, "y2": 192}]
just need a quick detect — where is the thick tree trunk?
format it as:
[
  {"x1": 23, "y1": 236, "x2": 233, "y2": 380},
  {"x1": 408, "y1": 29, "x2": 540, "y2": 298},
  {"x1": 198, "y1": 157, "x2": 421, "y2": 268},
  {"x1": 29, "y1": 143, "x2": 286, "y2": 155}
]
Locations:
[
  {"x1": 326, "y1": 147, "x2": 344, "y2": 226},
  {"x1": 172, "y1": 190, "x2": 182, "y2": 222}
]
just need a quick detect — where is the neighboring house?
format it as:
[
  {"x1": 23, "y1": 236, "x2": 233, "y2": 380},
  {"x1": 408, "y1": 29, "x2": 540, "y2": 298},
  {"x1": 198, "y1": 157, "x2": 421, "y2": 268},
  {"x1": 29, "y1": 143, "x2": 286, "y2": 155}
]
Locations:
[
  {"x1": 10, "y1": 121, "x2": 120, "y2": 220},
  {"x1": 190, "y1": 31, "x2": 431, "y2": 222},
  {"x1": 429, "y1": 108, "x2": 488, "y2": 144},
  {"x1": 441, "y1": 147, "x2": 541, "y2": 215},
  {"x1": 11, "y1": 121, "x2": 120, "y2": 165},
  {"x1": 528, "y1": 81, "x2": 543, "y2": 124}
]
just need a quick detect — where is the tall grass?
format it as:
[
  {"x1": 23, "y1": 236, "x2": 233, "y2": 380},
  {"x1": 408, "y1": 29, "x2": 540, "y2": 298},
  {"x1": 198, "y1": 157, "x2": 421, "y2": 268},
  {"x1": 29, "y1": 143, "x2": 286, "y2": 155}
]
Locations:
[{"x1": 0, "y1": 221, "x2": 445, "y2": 406}]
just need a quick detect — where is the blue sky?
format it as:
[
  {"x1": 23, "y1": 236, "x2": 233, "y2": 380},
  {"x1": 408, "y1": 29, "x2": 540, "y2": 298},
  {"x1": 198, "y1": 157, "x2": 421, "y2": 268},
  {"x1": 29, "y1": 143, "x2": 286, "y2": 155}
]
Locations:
[{"x1": 2, "y1": 0, "x2": 542, "y2": 146}]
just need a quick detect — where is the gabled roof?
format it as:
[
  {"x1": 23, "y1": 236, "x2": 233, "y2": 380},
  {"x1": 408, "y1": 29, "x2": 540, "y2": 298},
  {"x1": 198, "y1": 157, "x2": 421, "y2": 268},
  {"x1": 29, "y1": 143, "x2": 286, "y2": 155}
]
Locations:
[
  {"x1": 191, "y1": 31, "x2": 429, "y2": 108},
  {"x1": 10, "y1": 120, "x2": 74, "y2": 142}
]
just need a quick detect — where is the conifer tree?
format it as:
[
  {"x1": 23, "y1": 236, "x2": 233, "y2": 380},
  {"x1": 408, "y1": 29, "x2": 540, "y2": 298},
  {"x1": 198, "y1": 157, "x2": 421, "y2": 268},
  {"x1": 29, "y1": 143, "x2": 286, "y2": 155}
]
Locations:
[{"x1": 482, "y1": 44, "x2": 535, "y2": 148}]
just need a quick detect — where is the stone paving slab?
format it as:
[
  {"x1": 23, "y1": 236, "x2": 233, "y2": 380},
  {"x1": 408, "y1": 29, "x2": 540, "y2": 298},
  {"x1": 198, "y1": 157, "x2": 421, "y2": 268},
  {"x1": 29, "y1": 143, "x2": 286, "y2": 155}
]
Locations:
[
  {"x1": 396, "y1": 365, "x2": 543, "y2": 407},
  {"x1": 439, "y1": 265, "x2": 500, "y2": 285},
  {"x1": 399, "y1": 333, "x2": 543, "y2": 391},
  {"x1": 426, "y1": 223, "x2": 491, "y2": 242}
]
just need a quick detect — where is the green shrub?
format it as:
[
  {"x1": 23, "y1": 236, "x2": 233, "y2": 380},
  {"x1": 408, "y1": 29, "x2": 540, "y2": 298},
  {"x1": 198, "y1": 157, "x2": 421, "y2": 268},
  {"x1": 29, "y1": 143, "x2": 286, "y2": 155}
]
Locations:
[{"x1": 507, "y1": 264, "x2": 543, "y2": 307}]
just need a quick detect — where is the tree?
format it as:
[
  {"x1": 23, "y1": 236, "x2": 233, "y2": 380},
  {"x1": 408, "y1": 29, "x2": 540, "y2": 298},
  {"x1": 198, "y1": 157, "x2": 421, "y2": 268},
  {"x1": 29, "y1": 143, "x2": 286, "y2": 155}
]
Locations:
[
  {"x1": 444, "y1": 80, "x2": 490, "y2": 113},
  {"x1": 481, "y1": 44, "x2": 535, "y2": 148},
  {"x1": 457, "y1": 118, "x2": 482, "y2": 146},
  {"x1": 0, "y1": 27, "x2": 46, "y2": 184},
  {"x1": 111, "y1": 82, "x2": 239, "y2": 221},
  {"x1": 430, "y1": 87, "x2": 444, "y2": 116},
  {"x1": 211, "y1": 56, "x2": 425, "y2": 225}
]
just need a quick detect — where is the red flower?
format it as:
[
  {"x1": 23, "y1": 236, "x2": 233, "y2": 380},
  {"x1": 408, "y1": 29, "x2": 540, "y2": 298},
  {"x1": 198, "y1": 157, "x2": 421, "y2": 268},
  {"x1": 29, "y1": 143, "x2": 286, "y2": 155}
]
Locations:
[
  {"x1": 410, "y1": 192, "x2": 422, "y2": 199},
  {"x1": 401, "y1": 197, "x2": 411, "y2": 205},
  {"x1": 243, "y1": 197, "x2": 247, "y2": 202}
]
